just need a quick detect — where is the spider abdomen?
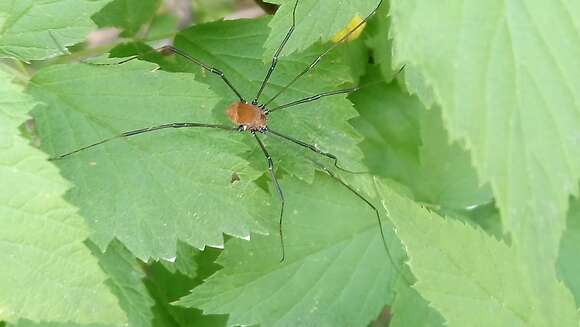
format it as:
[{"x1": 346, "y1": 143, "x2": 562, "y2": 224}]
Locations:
[{"x1": 226, "y1": 102, "x2": 267, "y2": 131}]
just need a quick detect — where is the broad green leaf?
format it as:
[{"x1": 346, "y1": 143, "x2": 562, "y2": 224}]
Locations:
[
  {"x1": 352, "y1": 67, "x2": 492, "y2": 210},
  {"x1": 144, "y1": 253, "x2": 227, "y2": 327},
  {"x1": 264, "y1": 0, "x2": 381, "y2": 57},
  {"x1": 389, "y1": 0, "x2": 580, "y2": 280},
  {"x1": 0, "y1": 69, "x2": 125, "y2": 324},
  {"x1": 158, "y1": 241, "x2": 221, "y2": 279},
  {"x1": 390, "y1": 282, "x2": 445, "y2": 327},
  {"x1": 92, "y1": 0, "x2": 161, "y2": 37},
  {"x1": 375, "y1": 179, "x2": 579, "y2": 327},
  {"x1": 335, "y1": 38, "x2": 369, "y2": 83},
  {"x1": 0, "y1": 0, "x2": 110, "y2": 61},
  {"x1": 172, "y1": 17, "x2": 365, "y2": 183},
  {"x1": 364, "y1": 1, "x2": 395, "y2": 81},
  {"x1": 28, "y1": 60, "x2": 272, "y2": 260},
  {"x1": 89, "y1": 240, "x2": 155, "y2": 327},
  {"x1": 557, "y1": 197, "x2": 580, "y2": 305},
  {"x1": 178, "y1": 172, "x2": 406, "y2": 327}
]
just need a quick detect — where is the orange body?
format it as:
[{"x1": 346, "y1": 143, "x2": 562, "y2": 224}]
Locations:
[{"x1": 226, "y1": 102, "x2": 267, "y2": 131}]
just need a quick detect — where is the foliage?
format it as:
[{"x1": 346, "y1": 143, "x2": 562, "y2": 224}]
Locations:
[
  {"x1": 29, "y1": 60, "x2": 270, "y2": 260},
  {"x1": 0, "y1": 0, "x2": 578, "y2": 326},
  {"x1": 0, "y1": 0, "x2": 111, "y2": 60},
  {"x1": 92, "y1": 0, "x2": 161, "y2": 37},
  {"x1": 0, "y1": 68, "x2": 125, "y2": 325},
  {"x1": 389, "y1": 0, "x2": 580, "y2": 320},
  {"x1": 178, "y1": 173, "x2": 403, "y2": 327}
]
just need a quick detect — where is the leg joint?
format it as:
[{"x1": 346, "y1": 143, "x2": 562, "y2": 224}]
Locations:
[
  {"x1": 211, "y1": 68, "x2": 224, "y2": 76},
  {"x1": 267, "y1": 158, "x2": 274, "y2": 170}
]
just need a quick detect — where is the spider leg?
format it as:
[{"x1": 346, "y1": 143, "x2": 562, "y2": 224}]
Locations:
[
  {"x1": 253, "y1": 0, "x2": 299, "y2": 104},
  {"x1": 253, "y1": 132, "x2": 286, "y2": 262},
  {"x1": 265, "y1": 87, "x2": 358, "y2": 113},
  {"x1": 50, "y1": 122, "x2": 235, "y2": 160},
  {"x1": 87, "y1": 45, "x2": 246, "y2": 103},
  {"x1": 267, "y1": 128, "x2": 367, "y2": 174},
  {"x1": 309, "y1": 159, "x2": 410, "y2": 284},
  {"x1": 262, "y1": 0, "x2": 385, "y2": 108}
]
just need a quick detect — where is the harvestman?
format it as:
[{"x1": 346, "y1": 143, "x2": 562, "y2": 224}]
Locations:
[{"x1": 51, "y1": 0, "x2": 404, "y2": 275}]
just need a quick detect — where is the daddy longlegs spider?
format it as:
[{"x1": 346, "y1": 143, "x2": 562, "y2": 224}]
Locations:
[{"x1": 50, "y1": 0, "x2": 407, "y2": 280}]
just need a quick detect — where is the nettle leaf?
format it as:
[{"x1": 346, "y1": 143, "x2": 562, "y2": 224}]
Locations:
[
  {"x1": 172, "y1": 17, "x2": 365, "y2": 183},
  {"x1": 390, "y1": 282, "x2": 445, "y2": 327},
  {"x1": 89, "y1": 240, "x2": 155, "y2": 327},
  {"x1": 264, "y1": 0, "x2": 381, "y2": 57},
  {"x1": 92, "y1": 0, "x2": 161, "y2": 37},
  {"x1": 28, "y1": 60, "x2": 272, "y2": 260},
  {"x1": 144, "y1": 249, "x2": 227, "y2": 327},
  {"x1": 389, "y1": 0, "x2": 580, "y2": 276},
  {"x1": 364, "y1": 1, "x2": 396, "y2": 81},
  {"x1": 0, "y1": 69, "x2": 125, "y2": 324},
  {"x1": 0, "y1": 0, "x2": 110, "y2": 61},
  {"x1": 352, "y1": 67, "x2": 492, "y2": 210},
  {"x1": 157, "y1": 240, "x2": 222, "y2": 279},
  {"x1": 375, "y1": 180, "x2": 579, "y2": 327},
  {"x1": 178, "y1": 173, "x2": 406, "y2": 327}
]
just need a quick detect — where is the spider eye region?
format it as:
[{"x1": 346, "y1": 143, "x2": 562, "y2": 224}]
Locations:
[{"x1": 226, "y1": 102, "x2": 267, "y2": 132}]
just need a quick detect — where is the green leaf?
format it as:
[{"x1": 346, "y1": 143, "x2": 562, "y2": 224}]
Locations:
[
  {"x1": 144, "y1": 253, "x2": 228, "y2": 327},
  {"x1": 92, "y1": 0, "x2": 161, "y2": 37},
  {"x1": 178, "y1": 172, "x2": 405, "y2": 327},
  {"x1": 557, "y1": 197, "x2": 580, "y2": 305},
  {"x1": 389, "y1": 0, "x2": 580, "y2": 274},
  {"x1": 0, "y1": 68, "x2": 125, "y2": 324},
  {"x1": 375, "y1": 179, "x2": 579, "y2": 327},
  {"x1": 158, "y1": 241, "x2": 222, "y2": 279},
  {"x1": 264, "y1": 0, "x2": 381, "y2": 57},
  {"x1": 335, "y1": 38, "x2": 369, "y2": 83},
  {"x1": 28, "y1": 60, "x2": 271, "y2": 260},
  {"x1": 364, "y1": 2, "x2": 395, "y2": 81},
  {"x1": 0, "y1": 0, "x2": 110, "y2": 61},
  {"x1": 172, "y1": 17, "x2": 365, "y2": 183},
  {"x1": 352, "y1": 67, "x2": 492, "y2": 210},
  {"x1": 390, "y1": 282, "x2": 445, "y2": 327},
  {"x1": 89, "y1": 240, "x2": 155, "y2": 327}
]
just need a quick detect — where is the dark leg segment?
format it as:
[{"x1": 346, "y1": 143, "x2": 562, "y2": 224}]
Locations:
[
  {"x1": 253, "y1": 0, "x2": 299, "y2": 104},
  {"x1": 50, "y1": 122, "x2": 235, "y2": 160},
  {"x1": 253, "y1": 133, "x2": 286, "y2": 262},
  {"x1": 262, "y1": 0, "x2": 385, "y2": 108},
  {"x1": 265, "y1": 87, "x2": 358, "y2": 113},
  {"x1": 89, "y1": 45, "x2": 245, "y2": 103},
  {"x1": 267, "y1": 128, "x2": 367, "y2": 174},
  {"x1": 310, "y1": 159, "x2": 410, "y2": 284}
]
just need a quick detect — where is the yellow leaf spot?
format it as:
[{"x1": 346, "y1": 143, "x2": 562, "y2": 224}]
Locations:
[{"x1": 331, "y1": 15, "x2": 366, "y2": 43}]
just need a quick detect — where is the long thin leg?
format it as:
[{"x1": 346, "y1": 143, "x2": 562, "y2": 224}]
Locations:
[
  {"x1": 267, "y1": 128, "x2": 367, "y2": 174},
  {"x1": 254, "y1": 133, "x2": 286, "y2": 262},
  {"x1": 262, "y1": 0, "x2": 385, "y2": 108},
  {"x1": 50, "y1": 122, "x2": 235, "y2": 160},
  {"x1": 91, "y1": 45, "x2": 245, "y2": 103},
  {"x1": 266, "y1": 65, "x2": 406, "y2": 113},
  {"x1": 309, "y1": 159, "x2": 410, "y2": 284},
  {"x1": 252, "y1": 0, "x2": 299, "y2": 105},
  {"x1": 265, "y1": 87, "x2": 358, "y2": 113}
]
